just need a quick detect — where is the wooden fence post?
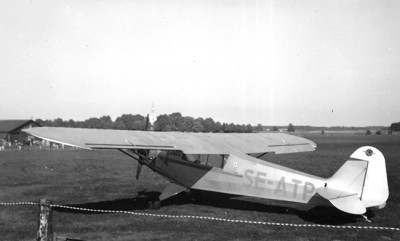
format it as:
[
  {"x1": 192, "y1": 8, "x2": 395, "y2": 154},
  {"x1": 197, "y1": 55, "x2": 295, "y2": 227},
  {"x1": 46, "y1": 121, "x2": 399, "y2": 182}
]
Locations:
[{"x1": 37, "y1": 199, "x2": 52, "y2": 241}]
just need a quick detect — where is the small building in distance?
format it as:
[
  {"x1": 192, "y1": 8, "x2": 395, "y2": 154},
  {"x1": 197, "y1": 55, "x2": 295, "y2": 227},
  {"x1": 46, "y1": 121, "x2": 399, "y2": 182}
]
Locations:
[{"x1": 0, "y1": 119, "x2": 40, "y2": 146}]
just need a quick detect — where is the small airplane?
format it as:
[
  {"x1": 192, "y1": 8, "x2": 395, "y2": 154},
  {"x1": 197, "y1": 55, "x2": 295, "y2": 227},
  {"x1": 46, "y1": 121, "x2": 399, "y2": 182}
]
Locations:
[{"x1": 24, "y1": 127, "x2": 388, "y2": 216}]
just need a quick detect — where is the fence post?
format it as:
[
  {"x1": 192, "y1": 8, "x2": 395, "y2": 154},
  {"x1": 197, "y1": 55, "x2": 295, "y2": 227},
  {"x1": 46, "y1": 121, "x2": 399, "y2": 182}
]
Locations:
[{"x1": 37, "y1": 199, "x2": 52, "y2": 241}]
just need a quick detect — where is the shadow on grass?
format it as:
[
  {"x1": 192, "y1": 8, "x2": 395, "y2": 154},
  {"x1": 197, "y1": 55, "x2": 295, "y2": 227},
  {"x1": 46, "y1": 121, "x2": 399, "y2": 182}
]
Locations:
[
  {"x1": 53, "y1": 190, "x2": 373, "y2": 225},
  {"x1": 53, "y1": 190, "x2": 161, "y2": 214},
  {"x1": 170, "y1": 191, "x2": 374, "y2": 225}
]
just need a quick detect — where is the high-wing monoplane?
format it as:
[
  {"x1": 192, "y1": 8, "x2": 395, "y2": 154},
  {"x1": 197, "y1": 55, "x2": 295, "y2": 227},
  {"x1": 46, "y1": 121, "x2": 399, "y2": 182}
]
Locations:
[{"x1": 24, "y1": 127, "x2": 388, "y2": 216}]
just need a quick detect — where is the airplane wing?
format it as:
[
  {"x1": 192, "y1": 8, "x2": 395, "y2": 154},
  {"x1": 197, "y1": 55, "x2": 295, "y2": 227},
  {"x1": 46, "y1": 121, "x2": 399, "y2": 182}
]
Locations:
[{"x1": 24, "y1": 127, "x2": 316, "y2": 155}]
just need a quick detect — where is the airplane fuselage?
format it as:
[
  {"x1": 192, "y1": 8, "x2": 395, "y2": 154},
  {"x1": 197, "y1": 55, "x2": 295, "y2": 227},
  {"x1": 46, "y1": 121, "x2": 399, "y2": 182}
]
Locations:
[{"x1": 142, "y1": 150, "x2": 326, "y2": 204}]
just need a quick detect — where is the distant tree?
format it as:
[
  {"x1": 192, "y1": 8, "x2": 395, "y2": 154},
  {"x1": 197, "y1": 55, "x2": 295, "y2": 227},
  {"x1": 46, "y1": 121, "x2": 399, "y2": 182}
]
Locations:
[
  {"x1": 35, "y1": 119, "x2": 44, "y2": 126},
  {"x1": 169, "y1": 112, "x2": 184, "y2": 131},
  {"x1": 215, "y1": 121, "x2": 222, "y2": 132},
  {"x1": 131, "y1": 115, "x2": 147, "y2": 130},
  {"x1": 376, "y1": 130, "x2": 382, "y2": 135},
  {"x1": 34, "y1": 112, "x2": 255, "y2": 133},
  {"x1": 99, "y1": 115, "x2": 113, "y2": 129},
  {"x1": 153, "y1": 112, "x2": 190, "y2": 131},
  {"x1": 254, "y1": 124, "x2": 264, "y2": 132},
  {"x1": 66, "y1": 119, "x2": 76, "y2": 128},
  {"x1": 145, "y1": 114, "x2": 150, "y2": 131},
  {"x1": 365, "y1": 129, "x2": 371, "y2": 135},
  {"x1": 227, "y1": 123, "x2": 236, "y2": 133},
  {"x1": 239, "y1": 124, "x2": 247, "y2": 133},
  {"x1": 221, "y1": 123, "x2": 229, "y2": 133},
  {"x1": 114, "y1": 118, "x2": 126, "y2": 129},
  {"x1": 390, "y1": 122, "x2": 400, "y2": 132},
  {"x1": 191, "y1": 120, "x2": 204, "y2": 132},
  {"x1": 153, "y1": 114, "x2": 170, "y2": 131},
  {"x1": 45, "y1": 119, "x2": 55, "y2": 126},
  {"x1": 181, "y1": 116, "x2": 194, "y2": 132},
  {"x1": 115, "y1": 114, "x2": 146, "y2": 130},
  {"x1": 53, "y1": 118, "x2": 65, "y2": 127},
  {"x1": 232, "y1": 124, "x2": 242, "y2": 133},
  {"x1": 272, "y1": 126, "x2": 279, "y2": 132},
  {"x1": 74, "y1": 121, "x2": 87, "y2": 128},
  {"x1": 164, "y1": 125, "x2": 172, "y2": 131},
  {"x1": 287, "y1": 123, "x2": 295, "y2": 132},
  {"x1": 85, "y1": 117, "x2": 102, "y2": 128},
  {"x1": 321, "y1": 130, "x2": 325, "y2": 135},
  {"x1": 246, "y1": 124, "x2": 253, "y2": 133},
  {"x1": 202, "y1": 118, "x2": 216, "y2": 132}
]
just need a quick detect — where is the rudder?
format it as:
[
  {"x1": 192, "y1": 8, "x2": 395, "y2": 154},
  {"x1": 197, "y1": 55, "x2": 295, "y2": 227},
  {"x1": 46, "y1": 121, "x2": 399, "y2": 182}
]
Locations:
[
  {"x1": 351, "y1": 146, "x2": 389, "y2": 209},
  {"x1": 317, "y1": 146, "x2": 388, "y2": 214}
]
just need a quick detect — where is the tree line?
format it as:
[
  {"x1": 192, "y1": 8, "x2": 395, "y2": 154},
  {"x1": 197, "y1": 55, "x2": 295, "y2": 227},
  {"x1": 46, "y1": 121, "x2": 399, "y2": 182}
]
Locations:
[
  {"x1": 35, "y1": 112, "x2": 254, "y2": 133},
  {"x1": 390, "y1": 122, "x2": 400, "y2": 132}
]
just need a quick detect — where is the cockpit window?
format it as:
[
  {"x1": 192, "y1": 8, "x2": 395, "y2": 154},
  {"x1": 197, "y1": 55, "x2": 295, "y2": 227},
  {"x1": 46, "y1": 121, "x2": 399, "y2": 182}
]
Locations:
[
  {"x1": 185, "y1": 154, "x2": 207, "y2": 165},
  {"x1": 168, "y1": 150, "x2": 183, "y2": 158},
  {"x1": 185, "y1": 153, "x2": 226, "y2": 168},
  {"x1": 206, "y1": 154, "x2": 226, "y2": 168}
]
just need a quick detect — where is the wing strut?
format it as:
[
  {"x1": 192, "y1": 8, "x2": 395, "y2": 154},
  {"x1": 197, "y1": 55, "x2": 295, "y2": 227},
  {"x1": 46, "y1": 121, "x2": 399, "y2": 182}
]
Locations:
[{"x1": 256, "y1": 152, "x2": 269, "y2": 159}]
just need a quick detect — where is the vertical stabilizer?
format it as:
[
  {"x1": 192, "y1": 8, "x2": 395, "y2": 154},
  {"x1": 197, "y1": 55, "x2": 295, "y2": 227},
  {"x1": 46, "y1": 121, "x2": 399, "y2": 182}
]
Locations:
[
  {"x1": 317, "y1": 146, "x2": 388, "y2": 214},
  {"x1": 351, "y1": 146, "x2": 389, "y2": 208}
]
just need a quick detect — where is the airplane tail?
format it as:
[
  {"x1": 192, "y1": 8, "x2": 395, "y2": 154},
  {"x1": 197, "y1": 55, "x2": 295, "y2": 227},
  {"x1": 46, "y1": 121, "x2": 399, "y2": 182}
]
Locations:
[{"x1": 317, "y1": 146, "x2": 389, "y2": 215}]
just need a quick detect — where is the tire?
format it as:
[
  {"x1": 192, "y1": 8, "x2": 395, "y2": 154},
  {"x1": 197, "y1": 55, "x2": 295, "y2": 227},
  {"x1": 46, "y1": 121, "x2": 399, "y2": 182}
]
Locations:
[{"x1": 147, "y1": 198, "x2": 161, "y2": 209}]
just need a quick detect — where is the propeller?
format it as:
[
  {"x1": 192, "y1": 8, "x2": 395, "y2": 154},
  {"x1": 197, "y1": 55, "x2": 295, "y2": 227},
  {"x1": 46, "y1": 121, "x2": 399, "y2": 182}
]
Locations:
[
  {"x1": 135, "y1": 145, "x2": 150, "y2": 180},
  {"x1": 136, "y1": 162, "x2": 142, "y2": 180}
]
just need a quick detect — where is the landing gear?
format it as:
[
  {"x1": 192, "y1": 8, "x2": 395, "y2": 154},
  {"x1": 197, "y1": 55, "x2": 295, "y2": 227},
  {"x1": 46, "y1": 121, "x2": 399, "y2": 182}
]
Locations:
[
  {"x1": 361, "y1": 214, "x2": 372, "y2": 222},
  {"x1": 147, "y1": 198, "x2": 161, "y2": 209},
  {"x1": 361, "y1": 209, "x2": 374, "y2": 222},
  {"x1": 135, "y1": 189, "x2": 161, "y2": 209}
]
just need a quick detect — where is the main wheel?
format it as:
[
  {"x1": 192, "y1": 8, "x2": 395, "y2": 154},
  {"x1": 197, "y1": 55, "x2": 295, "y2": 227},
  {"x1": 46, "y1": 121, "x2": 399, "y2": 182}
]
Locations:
[
  {"x1": 152, "y1": 200, "x2": 161, "y2": 209},
  {"x1": 147, "y1": 198, "x2": 161, "y2": 209}
]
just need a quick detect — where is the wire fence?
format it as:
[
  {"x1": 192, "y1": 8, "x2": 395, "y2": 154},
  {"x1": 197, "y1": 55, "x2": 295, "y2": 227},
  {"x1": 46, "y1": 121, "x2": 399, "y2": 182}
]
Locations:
[{"x1": 1, "y1": 201, "x2": 399, "y2": 231}]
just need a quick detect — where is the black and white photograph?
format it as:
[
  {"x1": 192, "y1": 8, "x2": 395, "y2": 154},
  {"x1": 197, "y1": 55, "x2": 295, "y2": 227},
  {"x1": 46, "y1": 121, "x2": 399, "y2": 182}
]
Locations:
[{"x1": 1, "y1": 1, "x2": 399, "y2": 240}]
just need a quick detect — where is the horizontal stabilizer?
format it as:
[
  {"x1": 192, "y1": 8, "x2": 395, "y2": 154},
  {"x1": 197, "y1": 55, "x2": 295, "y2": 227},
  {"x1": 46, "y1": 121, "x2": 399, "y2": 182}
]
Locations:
[
  {"x1": 317, "y1": 187, "x2": 366, "y2": 214},
  {"x1": 316, "y1": 186, "x2": 349, "y2": 200},
  {"x1": 329, "y1": 195, "x2": 366, "y2": 215}
]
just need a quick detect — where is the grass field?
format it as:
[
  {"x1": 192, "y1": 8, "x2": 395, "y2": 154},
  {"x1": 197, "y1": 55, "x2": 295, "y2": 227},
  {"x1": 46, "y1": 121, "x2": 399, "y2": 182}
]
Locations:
[{"x1": 0, "y1": 134, "x2": 399, "y2": 240}]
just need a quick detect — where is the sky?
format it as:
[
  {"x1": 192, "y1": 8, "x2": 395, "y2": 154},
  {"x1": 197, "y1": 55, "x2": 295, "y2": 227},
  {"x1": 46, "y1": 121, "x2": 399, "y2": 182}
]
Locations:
[{"x1": 1, "y1": 0, "x2": 399, "y2": 126}]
